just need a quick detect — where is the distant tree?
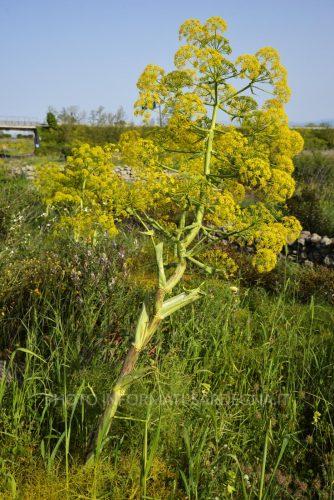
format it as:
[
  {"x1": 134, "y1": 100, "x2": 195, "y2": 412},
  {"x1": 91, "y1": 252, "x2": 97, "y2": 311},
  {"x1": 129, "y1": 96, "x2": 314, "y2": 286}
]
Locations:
[
  {"x1": 89, "y1": 106, "x2": 108, "y2": 126},
  {"x1": 88, "y1": 105, "x2": 127, "y2": 126},
  {"x1": 113, "y1": 106, "x2": 127, "y2": 125},
  {"x1": 46, "y1": 111, "x2": 58, "y2": 129},
  {"x1": 57, "y1": 106, "x2": 86, "y2": 125},
  {"x1": 319, "y1": 121, "x2": 331, "y2": 128}
]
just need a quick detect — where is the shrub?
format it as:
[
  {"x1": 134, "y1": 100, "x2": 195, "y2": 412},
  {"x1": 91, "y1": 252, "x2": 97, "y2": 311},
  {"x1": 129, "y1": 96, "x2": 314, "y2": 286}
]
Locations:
[
  {"x1": 46, "y1": 111, "x2": 58, "y2": 129},
  {"x1": 293, "y1": 151, "x2": 334, "y2": 189},
  {"x1": 297, "y1": 127, "x2": 334, "y2": 150},
  {"x1": 288, "y1": 185, "x2": 334, "y2": 235},
  {"x1": 296, "y1": 265, "x2": 334, "y2": 304}
]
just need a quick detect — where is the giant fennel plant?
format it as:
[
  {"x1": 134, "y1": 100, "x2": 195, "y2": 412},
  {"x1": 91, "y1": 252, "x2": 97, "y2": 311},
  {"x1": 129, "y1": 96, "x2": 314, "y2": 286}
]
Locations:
[{"x1": 36, "y1": 17, "x2": 303, "y2": 462}]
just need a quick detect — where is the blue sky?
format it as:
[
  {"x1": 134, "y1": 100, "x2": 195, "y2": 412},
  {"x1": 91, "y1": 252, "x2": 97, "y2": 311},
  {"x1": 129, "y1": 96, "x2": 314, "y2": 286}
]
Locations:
[{"x1": 1, "y1": 0, "x2": 333, "y2": 123}]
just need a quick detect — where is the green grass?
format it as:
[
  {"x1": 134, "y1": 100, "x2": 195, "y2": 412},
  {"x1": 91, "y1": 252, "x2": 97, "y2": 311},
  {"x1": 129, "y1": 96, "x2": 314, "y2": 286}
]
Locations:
[
  {"x1": 0, "y1": 138, "x2": 35, "y2": 156},
  {"x1": 0, "y1": 161, "x2": 333, "y2": 498}
]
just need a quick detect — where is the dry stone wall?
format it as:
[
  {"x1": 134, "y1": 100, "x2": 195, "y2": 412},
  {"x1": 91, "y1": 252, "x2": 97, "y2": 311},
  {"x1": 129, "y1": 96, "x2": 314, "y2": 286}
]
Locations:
[{"x1": 287, "y1": 231, "x2": 334, "y2": 268}]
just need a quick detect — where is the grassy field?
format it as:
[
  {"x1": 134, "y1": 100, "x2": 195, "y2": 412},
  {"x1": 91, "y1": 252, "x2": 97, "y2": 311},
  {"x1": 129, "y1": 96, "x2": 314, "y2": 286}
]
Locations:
[
  {"x1": 0, "y1": 158, "x2": 333, "y2": 498},
  {"x1": 0, "y1": 138, "x2": 35, "y2": 157}
]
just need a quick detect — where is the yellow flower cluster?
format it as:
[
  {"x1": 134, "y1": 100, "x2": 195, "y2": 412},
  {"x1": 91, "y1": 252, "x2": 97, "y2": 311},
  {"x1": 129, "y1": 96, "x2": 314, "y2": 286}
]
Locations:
[
  {"x1": 59, "y1": 212, "x2": 118, "y2": 241},
  {"x1": 255, "y1": 222, "x2": 290, "y2": 254},
  {"x1": 162, "y1": 69, "x2": 195, "y2": 93},
  {"x1": 173, "y1": 93, "x2": 207, "y2": 121},
  {"x1": 264, "y1": 168, "x2": 295, "y2": 203},
  {"x1": 223, "y1": 180, "x2": 246, "y2": 203},
  {"x1": 235, "y1": 54, "x2": 261, "y2": 80},
  {"x1": 256, "y1": 47, "x2": 291, "y2": 103},
  {"x1": 271, "y1": 154, "x2": 294, "y2": 174},
  {"x1": 252, "y1": 249, "x2": 277, "y2": 273},
  {"x1": 200, "y1": 248, "x2": 238, "y2": 277},
  {"x1": 215, "y1": 127, "x2": 247, "y2": 156},
  {"x1": 251, "y1": 216, "x2": 301, "y2": 272},
  {"x1": 178, "y1": 17, "x2": 228, "y2": 46},
  {"x1": 204, "y1": 190, "x2": 238, "y2": 229},
  {"x1": 239, "y1": 158, "x2": 271, "y2": 189},
  {"x1": 134, "y1": 64, "x2": 165, "y2": 122},
  {"x1": 36, "y1": 144, "x2": 128, "y2": 240},
  {"x1": 282, "y1": 216, "x2": 302, "y2": 243},
  {"x1": 175, "y1": 44, "x2": 235, "y2": 78},
  {"x1": 118, "y1": 130, "x2": 159, "y2": 173}
]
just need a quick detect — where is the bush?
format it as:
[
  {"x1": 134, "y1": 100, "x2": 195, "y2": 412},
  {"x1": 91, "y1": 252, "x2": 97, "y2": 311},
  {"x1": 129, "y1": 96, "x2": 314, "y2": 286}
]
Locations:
[
  {"x1": 287, "y1": 185, "x2": 334, "y2": 235},
  {"x1": 289, "y1": 151, "x2": 334, "y2": 236},
  {"x1": 293, "y1": 151, "x2": 334, "y2": 189},
  {"x1": 37, "y1": 124, "x2": 157, "y2": 157},
  {"x1": 296, "y1": 265, "x2": 334, "y2": 304},
  {"x1": 297, "y1": 127, "x2": 334, "y2": 150}
]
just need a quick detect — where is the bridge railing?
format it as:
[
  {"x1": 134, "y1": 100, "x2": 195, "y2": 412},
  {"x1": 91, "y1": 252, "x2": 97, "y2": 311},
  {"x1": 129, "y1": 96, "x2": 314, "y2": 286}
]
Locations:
[{"x1": 0, "y1": 116, "x2": 46, "y2": 127}]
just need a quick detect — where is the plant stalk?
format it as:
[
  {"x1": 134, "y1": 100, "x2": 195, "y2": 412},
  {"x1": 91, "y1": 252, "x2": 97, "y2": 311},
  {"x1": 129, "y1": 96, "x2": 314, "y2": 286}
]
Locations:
[{"x1": 85, "y1": 95, "x2": 219, "y2": 464}]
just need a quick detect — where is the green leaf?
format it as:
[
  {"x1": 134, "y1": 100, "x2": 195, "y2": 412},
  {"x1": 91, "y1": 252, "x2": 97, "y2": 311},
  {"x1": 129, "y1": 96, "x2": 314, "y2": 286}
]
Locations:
[
  {"x1": 160, "y1": 289, "x2": 202, "y2": 319},
  {"x1": 155, "y1": 242, "x2": 166, "y2": 288},
  {"x1": 15, "y1": 348, "x2": 47, "y2": 363},
  {"x1": 134, "y1": 303, "x2": 149, "y2": 350}
]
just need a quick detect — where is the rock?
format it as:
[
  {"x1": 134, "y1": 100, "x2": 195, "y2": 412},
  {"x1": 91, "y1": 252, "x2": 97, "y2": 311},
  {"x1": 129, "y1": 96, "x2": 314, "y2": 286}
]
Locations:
[
  {"x1": 324, "y1": 256, "x2": 334, "y2": 266},
  {"x1": 321, "y1": 236, "x2": 333, "y2": 246},
  {"x1": 310, "y1": 233, "x2": 322, "y2": 243},
  {"x1": 114, "y1": 165, "x2": 133, "y2": 181},
  {"x1": 285, "y1": 229, "x2": 333, "y2": 267}
]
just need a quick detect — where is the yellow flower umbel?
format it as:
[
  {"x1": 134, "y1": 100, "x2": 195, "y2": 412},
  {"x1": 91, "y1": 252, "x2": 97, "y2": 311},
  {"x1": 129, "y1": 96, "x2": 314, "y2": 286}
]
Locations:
[
  {"x1": 36, "y1": 144, "x2": 129, "y2": 241},
  {"x1": 252, "y1": 248, "x2": 278, "y2": 273},
  {"x1": 128, "y1": 18, "x2": 302, "y2": 277}
]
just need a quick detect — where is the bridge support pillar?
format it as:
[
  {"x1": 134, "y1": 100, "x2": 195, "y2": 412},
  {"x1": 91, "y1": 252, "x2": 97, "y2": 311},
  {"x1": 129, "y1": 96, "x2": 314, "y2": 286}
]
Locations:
[{"x1": 34, "y1": 129, "x2": 40, "y2": 149}]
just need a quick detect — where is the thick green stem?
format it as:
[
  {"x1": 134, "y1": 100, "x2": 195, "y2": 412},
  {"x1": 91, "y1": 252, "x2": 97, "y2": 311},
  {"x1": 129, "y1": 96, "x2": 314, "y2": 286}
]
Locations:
[
  {"x1": 86, "y1": 89, "x2": 220, "y2": 464},
  {"x1": 183, "y1": 90, "x2": 219, "y2": 249},
  {"x1": 85, "y1": 260, "x2": 190, "y2": 463},
  {"x1": 85, "y1": 344, "x2": 141, "y2": 464}
]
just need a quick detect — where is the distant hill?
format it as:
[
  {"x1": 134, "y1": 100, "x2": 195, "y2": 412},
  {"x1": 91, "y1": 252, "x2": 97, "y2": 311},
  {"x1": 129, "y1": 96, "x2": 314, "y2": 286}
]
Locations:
[{"x1": 290, "y1": 120, "x2": 334, "y2": 128}]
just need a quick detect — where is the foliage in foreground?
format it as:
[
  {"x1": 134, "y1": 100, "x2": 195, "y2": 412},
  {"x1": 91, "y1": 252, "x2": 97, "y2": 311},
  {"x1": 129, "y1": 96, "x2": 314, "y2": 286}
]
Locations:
[
  {"x1": 0, "y1": 169, "x2": 334, "y2": 497},
  {"x1": 0, "y1": 240, "x2": 333, "y2": 498}
]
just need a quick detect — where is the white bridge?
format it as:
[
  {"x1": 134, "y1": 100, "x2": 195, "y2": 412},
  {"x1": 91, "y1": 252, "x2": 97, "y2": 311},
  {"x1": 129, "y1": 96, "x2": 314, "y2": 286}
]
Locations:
[
  {"x1": 0, "y1": 116, "x2": 47, "y2": 130},
  {"x1": 0, "y1": 116, "x2": 48, "y2": 151}
]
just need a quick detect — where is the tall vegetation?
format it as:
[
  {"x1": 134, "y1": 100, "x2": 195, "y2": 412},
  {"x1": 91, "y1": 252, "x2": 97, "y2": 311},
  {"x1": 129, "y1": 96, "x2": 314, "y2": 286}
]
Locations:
[
  {"x1": 0, "y1": 170, "x2": 333, "y2": 496},
  {"x1": 36, "y1": 16, "x2": 304, "y2": 463}
]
